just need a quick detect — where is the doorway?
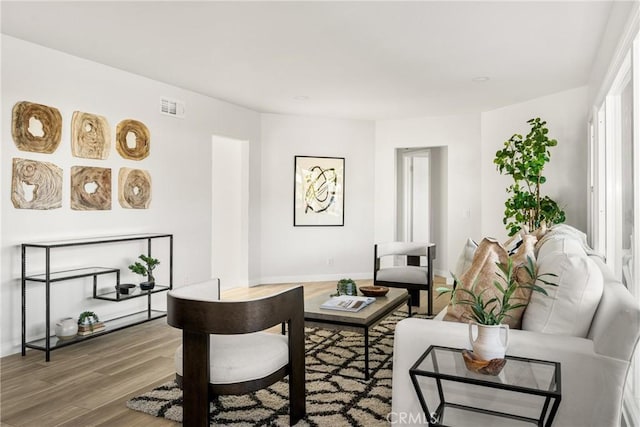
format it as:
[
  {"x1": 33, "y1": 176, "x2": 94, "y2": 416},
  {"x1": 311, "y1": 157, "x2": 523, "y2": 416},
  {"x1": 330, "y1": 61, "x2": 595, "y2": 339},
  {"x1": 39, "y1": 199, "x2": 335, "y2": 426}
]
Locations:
[
  {"x1": 397, "y1": 148, "x2": 431, "y2": 242},
  {"x1": 211, "y1": 135, "x2": 249, "y2": 290}
]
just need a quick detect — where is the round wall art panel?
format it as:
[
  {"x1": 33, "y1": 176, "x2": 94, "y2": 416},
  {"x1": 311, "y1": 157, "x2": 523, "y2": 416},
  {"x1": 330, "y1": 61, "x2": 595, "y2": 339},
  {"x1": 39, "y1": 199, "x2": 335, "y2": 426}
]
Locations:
[
  {"x1": 11, "y1": 158, "x2": 63, "y2": 210},
  {"x1": 118, "y1": 168, "x2": 152, "y2": 209},
  {"x1": 70, "y1": 166, "x2": 112, "y2": 210},
  {"x1": 12, "y1": 101, "x2": 62, "y2": 153},
  {"x1": 71, "y1": 111, "x2": 111, "y2": 159},
  {"x1": 116, "y1": 119, "x2": 150, "y2": 160}
]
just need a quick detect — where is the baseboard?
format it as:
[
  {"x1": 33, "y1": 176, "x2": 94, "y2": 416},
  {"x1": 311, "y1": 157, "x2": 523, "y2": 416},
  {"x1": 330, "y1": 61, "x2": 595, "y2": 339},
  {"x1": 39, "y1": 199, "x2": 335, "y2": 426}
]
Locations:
[
  {"x1": 252, "y1": 272, "x2": 372, "y2": 286},
  {"x1": 434, "y1": 268, "x2": 452, "y2": 283},
  {"x1": 252, "y1": 269, "x2": 453, "y2": 287}
]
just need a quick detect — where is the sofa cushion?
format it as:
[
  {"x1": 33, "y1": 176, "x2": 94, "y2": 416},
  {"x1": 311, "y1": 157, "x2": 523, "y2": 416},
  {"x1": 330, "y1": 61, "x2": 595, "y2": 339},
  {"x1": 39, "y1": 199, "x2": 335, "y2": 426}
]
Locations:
[
  {"x1": 536, "y1": 224, "x2": 605, "y2": 261},
  {"x1": 444, "y1": 235, "x2": 536, "y2": 329},
  {"x1": 522, "y1": 247, "x2": 603, "y2": 338}
]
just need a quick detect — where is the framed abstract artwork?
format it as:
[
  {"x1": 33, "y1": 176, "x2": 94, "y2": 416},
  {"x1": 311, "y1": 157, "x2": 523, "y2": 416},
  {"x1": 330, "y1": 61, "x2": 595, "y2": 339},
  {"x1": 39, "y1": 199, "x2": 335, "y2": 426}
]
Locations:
[{"x1": 294, "y1": 155, "x2": 344, "y2": 226}]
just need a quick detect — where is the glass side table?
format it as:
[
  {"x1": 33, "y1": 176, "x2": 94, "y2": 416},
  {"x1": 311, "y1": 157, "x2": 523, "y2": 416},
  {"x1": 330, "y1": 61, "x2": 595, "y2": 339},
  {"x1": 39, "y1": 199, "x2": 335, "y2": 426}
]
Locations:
[{"x1": 409, "y1": 346, "x2": 561, "y2": 426}]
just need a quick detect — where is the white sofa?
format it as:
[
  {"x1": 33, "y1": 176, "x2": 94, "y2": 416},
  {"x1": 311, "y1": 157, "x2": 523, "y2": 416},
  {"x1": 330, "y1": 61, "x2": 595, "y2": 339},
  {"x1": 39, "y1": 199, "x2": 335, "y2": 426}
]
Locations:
[{"x1": 391, "y1": 226, "x2": 640, "y2": 426}]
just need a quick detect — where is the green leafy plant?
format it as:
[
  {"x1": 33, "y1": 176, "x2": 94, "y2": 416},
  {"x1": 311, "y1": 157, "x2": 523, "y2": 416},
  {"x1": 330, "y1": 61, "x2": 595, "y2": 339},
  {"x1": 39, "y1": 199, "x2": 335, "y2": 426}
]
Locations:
[
  {"x1": 128, "y1": 254, "x2": 160, "y2": 283},
  {"x1": 437, "y1": 257, "x2": 556, "y2": 325},
  {"x1": 78, "y1": 311, "x2": 99, "y2": 330},
  {"x1": 494, "y1": 117, "x2": 566, "y2": 236},
  {"x1": 332, "y1": 278, "x2": 357, "y2": 296}
]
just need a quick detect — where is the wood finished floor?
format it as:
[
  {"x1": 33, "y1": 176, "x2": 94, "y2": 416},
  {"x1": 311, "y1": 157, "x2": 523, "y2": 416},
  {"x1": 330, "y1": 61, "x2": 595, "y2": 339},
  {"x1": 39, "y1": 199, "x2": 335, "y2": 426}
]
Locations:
[{"x1": 0, "y1": 278, "x2": 446, "y2": 427}]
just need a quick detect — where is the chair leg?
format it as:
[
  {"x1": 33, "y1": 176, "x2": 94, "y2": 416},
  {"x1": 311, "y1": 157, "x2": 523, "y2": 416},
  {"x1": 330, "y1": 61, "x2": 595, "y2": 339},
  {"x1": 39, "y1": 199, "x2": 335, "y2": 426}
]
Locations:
[
  {"x1": 289, "y1": 373, "x2": 305, "y2": 426},
  {"x1": 183, "y1": 330, "x2": 210, "y2": 427},
  {"x1": 289, "y1": 323, "x2": 306, "y2": 425}
]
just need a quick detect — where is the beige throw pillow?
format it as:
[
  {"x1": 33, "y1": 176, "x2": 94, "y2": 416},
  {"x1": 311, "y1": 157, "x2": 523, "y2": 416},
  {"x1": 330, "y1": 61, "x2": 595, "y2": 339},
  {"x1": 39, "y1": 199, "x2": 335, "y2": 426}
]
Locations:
[{"x1": 444, "y1": 235, "x2": 537, "y2": 329}]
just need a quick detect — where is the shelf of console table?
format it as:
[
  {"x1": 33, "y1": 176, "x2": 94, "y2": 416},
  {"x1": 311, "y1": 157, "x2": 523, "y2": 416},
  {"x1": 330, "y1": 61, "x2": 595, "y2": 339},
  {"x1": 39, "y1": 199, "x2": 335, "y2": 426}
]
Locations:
[
  {"x1": 25, "y1": 266, "x2": 120, "y2": 282},
  {"x1": 94, "y1": 284, "x2": 171, "y2": 301},
  {"x1": 24, "y1": 310, "x2": 167, "y2": 351}
]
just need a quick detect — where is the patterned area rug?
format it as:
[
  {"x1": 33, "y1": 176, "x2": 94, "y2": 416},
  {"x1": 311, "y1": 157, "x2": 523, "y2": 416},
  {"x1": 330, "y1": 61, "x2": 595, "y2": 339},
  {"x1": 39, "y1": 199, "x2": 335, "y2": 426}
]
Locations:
[{"x1": 126, "y1": 311, "x2": 410, "y2": 426}]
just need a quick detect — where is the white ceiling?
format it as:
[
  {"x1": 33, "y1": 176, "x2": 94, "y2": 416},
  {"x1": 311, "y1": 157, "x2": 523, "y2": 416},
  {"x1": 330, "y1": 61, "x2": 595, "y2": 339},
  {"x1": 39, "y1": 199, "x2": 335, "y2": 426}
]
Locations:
[{"x1": 0, "y1": 1, "x2": 620, "y2": 120}]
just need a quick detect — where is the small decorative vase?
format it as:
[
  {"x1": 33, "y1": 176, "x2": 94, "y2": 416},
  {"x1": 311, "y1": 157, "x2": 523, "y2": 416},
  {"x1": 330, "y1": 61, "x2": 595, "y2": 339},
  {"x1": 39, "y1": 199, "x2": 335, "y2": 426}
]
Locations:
[
  {"x1": 55, "y1": 317, "x2": 78, "y2": 339},
  {"x1": 468, "y1": 322, "x2": 509, "y2": 360}
]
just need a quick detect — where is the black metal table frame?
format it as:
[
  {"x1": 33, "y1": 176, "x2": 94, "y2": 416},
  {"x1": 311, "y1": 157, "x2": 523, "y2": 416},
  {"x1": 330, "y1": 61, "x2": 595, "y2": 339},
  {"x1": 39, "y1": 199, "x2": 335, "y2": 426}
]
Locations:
[
  {"x1": 409, "y1": 345, "x2": 562, "y2": 427},
  {"x1": 304, "y1": 292, "x2": 409, "y2": 380},
  {"x1": 22, "y1": 233, "x2": 173, "y2": 361}
]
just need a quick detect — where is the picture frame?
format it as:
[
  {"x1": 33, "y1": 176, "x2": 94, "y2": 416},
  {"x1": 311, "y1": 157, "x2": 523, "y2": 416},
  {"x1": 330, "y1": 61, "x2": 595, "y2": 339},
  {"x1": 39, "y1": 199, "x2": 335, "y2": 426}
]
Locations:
[{"x1": 294, "y1": 155, "x2": 345, "y2": 226}]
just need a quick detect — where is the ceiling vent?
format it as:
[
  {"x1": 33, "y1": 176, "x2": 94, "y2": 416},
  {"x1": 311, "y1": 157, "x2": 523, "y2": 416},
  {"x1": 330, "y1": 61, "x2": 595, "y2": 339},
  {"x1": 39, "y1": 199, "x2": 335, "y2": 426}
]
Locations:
[{"x1": 160, "y1": 97, "x2": 186, "y2": 118}]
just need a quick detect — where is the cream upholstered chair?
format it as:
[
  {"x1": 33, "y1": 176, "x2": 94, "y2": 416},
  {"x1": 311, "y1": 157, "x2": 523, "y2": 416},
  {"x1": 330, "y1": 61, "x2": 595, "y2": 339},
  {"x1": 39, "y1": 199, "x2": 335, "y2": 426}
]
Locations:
[
  {"x1": 167, "y1": 281, "x2": 305, "y2": 427},
  {"x1": 374, "y1": 242, "x2": 436, "y2": 316}
]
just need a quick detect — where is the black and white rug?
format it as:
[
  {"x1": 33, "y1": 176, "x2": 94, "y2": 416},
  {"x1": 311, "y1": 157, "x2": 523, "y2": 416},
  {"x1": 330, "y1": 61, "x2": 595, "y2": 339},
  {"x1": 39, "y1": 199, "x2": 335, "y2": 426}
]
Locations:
[{"x1": 126, "y1": 311, "x2": 409, "y2": 426}]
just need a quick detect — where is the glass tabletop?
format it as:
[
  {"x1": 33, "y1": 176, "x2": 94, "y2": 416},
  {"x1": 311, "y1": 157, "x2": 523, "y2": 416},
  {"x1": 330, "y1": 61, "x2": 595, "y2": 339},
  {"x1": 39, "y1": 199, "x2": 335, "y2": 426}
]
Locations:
[{"x1": 412, "y1": 346, "x2": 560, "y2": 396}]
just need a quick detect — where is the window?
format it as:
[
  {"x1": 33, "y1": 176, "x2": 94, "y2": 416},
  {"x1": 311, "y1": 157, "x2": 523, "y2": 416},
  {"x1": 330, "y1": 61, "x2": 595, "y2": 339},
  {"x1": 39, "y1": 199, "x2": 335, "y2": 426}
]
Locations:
[{"x1": 593, "y1": 42, "x2": 640, "y2": 426}]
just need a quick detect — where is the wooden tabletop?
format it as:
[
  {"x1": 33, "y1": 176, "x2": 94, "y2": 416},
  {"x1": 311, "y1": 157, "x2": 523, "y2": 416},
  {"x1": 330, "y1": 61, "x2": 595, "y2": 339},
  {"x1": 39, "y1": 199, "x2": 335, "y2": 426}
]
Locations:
[{"x1": 304, "y1": 287, "x2": 409, "y2": 327}]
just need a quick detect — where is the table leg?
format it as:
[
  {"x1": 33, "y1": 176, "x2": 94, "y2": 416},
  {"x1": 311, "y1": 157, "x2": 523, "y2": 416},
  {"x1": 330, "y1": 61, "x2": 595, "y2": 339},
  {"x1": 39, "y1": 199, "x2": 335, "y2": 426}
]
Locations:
[{"x1": 545, "y1": 396, "x2": 561, "y2": 427}]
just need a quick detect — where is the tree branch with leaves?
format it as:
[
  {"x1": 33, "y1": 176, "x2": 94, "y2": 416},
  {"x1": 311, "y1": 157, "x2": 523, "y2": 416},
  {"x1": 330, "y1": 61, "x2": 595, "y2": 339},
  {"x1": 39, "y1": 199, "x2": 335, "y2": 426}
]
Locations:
[{"x1": 494, "y1": 118, "x2": 566, "y2": 236}]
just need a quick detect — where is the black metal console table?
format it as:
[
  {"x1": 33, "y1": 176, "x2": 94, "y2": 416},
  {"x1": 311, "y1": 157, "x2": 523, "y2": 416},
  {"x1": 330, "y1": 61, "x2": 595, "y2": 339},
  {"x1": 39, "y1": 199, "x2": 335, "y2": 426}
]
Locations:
[{"x1": 21, "y1": 233, "x2": 173, "y2": 361}]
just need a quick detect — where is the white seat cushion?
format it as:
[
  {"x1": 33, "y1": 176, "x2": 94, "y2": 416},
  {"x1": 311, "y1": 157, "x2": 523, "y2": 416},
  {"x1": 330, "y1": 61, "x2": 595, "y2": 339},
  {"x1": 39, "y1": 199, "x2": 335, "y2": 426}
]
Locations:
[
  {"x1": 376, "y1": 266, "x2": 428, "y2": 285},
  {"x1": 175, "y1": 332, "x2": 289, "y2": 384}
]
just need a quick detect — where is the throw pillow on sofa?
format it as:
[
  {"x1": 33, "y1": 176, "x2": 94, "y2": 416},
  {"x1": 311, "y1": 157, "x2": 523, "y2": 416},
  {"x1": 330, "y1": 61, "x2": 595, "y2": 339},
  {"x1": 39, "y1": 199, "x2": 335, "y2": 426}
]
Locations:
[
  {"x1": 444, "y1": 235, "x2": 537, "y2": 329},
  {"x1": 522, "y1": 239, "x2": 604, "y2": 337},
  {"x1": 452, "y1": 238, "x2": 477, "y2": 279}
]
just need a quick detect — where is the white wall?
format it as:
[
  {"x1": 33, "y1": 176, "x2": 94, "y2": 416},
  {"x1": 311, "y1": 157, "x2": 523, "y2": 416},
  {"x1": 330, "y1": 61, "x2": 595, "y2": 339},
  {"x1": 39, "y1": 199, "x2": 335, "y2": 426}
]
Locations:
[
  {"x1": 480, "y1": 86, "x2": 589, "y2": 242},
  {"x1": 1, "y1": 36, "x2": 261, "y2": 357},
  {"x1": 259, "y1": 114, "x2": 375, "y2": 284},
  {"x1": 588, "y1": 1, "x2": 639, "y2": 109},
  {"x1": 375, "y1": 114, "x2": 482, "y2": 276}
]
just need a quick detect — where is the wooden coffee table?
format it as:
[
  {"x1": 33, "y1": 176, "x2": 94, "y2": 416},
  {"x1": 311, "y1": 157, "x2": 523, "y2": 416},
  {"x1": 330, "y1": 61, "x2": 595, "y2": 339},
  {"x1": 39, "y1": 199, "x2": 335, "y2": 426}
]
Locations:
[{"x1": 304, "y1": 288, "x2": 409, "y2": 380}]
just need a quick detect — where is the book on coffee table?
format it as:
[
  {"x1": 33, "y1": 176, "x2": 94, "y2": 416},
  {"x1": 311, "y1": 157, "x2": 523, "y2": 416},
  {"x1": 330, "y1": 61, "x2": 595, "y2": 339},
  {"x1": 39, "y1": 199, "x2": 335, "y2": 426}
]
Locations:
[{"x1": 320, "y1": 295, "x2": 376, "y2": 312}]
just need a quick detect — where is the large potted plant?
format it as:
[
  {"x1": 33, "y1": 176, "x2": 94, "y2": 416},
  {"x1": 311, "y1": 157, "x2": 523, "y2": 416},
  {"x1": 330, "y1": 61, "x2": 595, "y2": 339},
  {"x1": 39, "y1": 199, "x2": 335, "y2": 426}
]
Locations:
[
  {"x1": 437, "y1": 257, "x2": 556, "y2": 361},
  {"x1": 494, "y1": 117, "x2": 566, "y2": 236}
]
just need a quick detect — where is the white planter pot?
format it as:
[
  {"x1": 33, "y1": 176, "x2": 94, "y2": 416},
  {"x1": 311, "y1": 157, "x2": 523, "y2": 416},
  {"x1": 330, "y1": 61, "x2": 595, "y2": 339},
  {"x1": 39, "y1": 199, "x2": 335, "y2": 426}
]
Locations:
[
  {"x1": 468, "y1": 322, "x2": 509, "y2": 360},
  {"x1": 55, "y1": 317, "x2": 78, "y2": 339}
]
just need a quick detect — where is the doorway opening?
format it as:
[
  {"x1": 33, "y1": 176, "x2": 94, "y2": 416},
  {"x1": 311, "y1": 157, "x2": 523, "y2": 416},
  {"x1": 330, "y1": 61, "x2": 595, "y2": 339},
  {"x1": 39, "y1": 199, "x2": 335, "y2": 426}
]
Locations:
[
  {"x1": 396, "y1": 148, "x2": 431, "y2": 242},
  {"x1": 211, "y1": 135, "x2": 249, "y2": 290},
  {"x1": 395, "y1": 146, "x2": 447, "y2": 274}
]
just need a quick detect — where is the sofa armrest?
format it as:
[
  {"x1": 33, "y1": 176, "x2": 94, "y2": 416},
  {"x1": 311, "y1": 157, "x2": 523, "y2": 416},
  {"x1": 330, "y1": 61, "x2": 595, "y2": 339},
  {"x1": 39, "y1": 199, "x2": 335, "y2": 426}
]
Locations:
[
  {"x1": 392, "y1": 318, "x2": 630, "y2": 427},
  {"x1": 587, "y1": 271, "x2": 640, "y2": 361}
]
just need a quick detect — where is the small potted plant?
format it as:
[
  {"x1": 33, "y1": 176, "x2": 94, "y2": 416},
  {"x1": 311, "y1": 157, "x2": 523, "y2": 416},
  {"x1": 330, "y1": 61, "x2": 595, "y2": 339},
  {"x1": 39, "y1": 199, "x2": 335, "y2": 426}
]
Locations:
[
  {"x1": 437, "y1": 257, "x2": 556, "y2": 361},
  {"x1": 333, "y1": 278, "x2": 357, "y2": 296},
  {"x1": 129, "y1": 254, "x2": 160, "y2": 290},
  {"x1": 77, "y1": 311, "x2": 104, "y2": 335}
]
